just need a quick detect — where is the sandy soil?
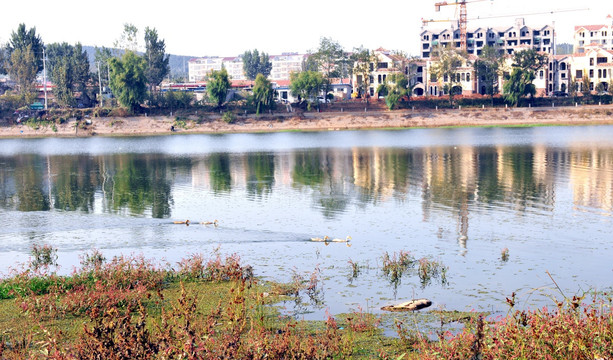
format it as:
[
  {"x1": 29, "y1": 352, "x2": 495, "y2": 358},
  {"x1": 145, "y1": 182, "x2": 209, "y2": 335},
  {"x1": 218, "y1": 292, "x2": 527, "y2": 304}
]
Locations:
[{"x1": 1, "y1": 105, "x2": 612, "y2": 138}]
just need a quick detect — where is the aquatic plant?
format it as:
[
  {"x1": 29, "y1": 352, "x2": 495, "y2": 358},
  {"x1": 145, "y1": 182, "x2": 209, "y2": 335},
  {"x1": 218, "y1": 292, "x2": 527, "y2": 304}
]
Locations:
[
  {"x1": 381, "y1": 250, "x2": 415, "y2": 289},
  {"x1": 501, "y1": 247, "x2": 509, "y2": 262},
  {"x1": 29, "y1": 244, "x2": 58, "y2": 272},
  {"x1": 417, "y1": 257, "x2": 448, "y2": 288}
]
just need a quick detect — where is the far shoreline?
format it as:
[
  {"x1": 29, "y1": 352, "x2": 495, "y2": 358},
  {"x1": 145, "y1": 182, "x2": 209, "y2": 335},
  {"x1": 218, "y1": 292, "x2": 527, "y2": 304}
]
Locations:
[{"x1": 1, "y1": 104, "x2": 613, "y2": 139}]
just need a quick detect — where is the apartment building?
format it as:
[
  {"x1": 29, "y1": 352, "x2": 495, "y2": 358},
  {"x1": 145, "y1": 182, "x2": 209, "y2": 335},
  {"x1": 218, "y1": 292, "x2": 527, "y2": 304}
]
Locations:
[
  {"x1": 420, "y1": 18, "x2": 554, "y2": 58},
  {"x1": 574, "y1": 15, "x2": 613, "y2": 53},
  {"x1": 188, "y1": 53, "x2": 308, "y2": 82}
]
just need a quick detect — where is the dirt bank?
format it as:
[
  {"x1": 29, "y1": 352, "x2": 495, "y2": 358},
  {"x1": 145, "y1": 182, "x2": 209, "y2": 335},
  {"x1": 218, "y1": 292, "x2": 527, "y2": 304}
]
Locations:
[{"x1": 1, "y1": 105, "x2": 612, "y2": 138}]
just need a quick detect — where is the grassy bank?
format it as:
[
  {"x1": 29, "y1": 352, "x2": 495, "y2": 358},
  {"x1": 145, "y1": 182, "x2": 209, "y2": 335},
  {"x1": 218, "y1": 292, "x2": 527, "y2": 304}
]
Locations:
[{"x1": 0, "y1": 247, "x2": 612, "y2": 359}]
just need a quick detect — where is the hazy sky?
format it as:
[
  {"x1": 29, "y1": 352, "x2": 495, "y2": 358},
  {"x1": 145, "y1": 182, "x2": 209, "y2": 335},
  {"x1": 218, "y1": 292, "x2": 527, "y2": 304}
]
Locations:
[{"x1": 0, "y1": 0, "x2": 609, "y2": 57}]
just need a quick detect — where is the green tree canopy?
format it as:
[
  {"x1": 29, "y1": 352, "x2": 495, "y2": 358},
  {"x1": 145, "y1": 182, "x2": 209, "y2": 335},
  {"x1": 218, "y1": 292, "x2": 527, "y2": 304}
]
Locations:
[
  {"x1": 46, "y1": 43, "x2": 91, "y2": 107},
  {"x1": 8, "y1": 45, "x2": 38, "y2": 102},
  {"x1": 109, "y1": 51, "x2": 147, "y2": 111},
  {"x1": 242, "y1": 49, "x2": 272, "y2": 80},
  {"x1": 290, "y1": 71, "x2": 323, "y2": 104},
  {"x1": 378, "y1": 73, "x2": 409, "y2": 110},
  {"x1": 253, "y1": 73, "x2": 274, "y2": 114},
  {"x1": 144, "y1": 27, "x2": 170, "y2": 91},
  {"x1": 7, "y1": 23, "x2": 44, "y2": 73},
  {"x1": 503, "y1": 49, "x2": 548, "y2": 106},
  {"x1": 311, "y1": 37, "x2": 344, "y2": 99},
  {"x1": 503, "y1": 68, "x2": 535, "y2": 106},
  {"x1": 207, "y1": 68, "x2": 230, "y2": 108}
]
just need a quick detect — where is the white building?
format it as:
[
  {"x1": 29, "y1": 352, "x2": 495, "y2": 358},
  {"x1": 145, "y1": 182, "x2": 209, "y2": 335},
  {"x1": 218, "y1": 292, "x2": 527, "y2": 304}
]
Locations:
[
  {"x1": 574, "y1": 15, "x2": 613, "y2": 53},
  {"x1": 420, "y1": 18, "x2": 554, "y2": 58},
  {"x1": 188, "y1": 53, "x2": 309, "y2": 82}
]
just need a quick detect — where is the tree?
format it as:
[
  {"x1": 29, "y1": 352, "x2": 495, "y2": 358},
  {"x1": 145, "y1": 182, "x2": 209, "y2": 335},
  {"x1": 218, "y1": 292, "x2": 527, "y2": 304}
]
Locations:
[
  {"x1": 144, "y1": 27, "x2": 170, "y2": 92},
  {"x1": 0, "y1": 46, "x2": 7, "y2": 75},
  {"x1": 502, "y1": 49, "x2": 547, "y2": 106},
  {"x1": 8, "y1": 45, "x2": 38, "y2": 102},
  {"x1": 581, "y1": 70, "x2": 591, "y2": 97},
  {"x1": 377, "y1": 73, "x2": 409, "y2": 110},
  {"x1": 253, "y1": 73, "x2": 274, "y2": 114},
  {"x1": 351, "y1": 47, "x2": 376, "y2": 101},
  {"x1": 289, "y1": 71, "x2": 323, "y2": 106},
  {"x1": 609, "y1": 79, "x2": 613, "y2": 96},
  {"x1": 109, "y1": 51, "x2": 147, "y2": 111},
  {"x1": 7, "y1": 24, "x2": 44, "y2": 73},
  {"x1": 114, "y1": 23, "x2": 139, "y2": 53},
  {"x1": 46, "y1": 43, "x2": 91, "y2": 107},
  {"x1": 207, "y1": 68, "x2": 230, "y2": 108},
  {"x1": 242, "y1": 49, "x2": 272, "y2": 80},
  {"x1": 503, "y1": 68, "x2": 535, "y2": 106},
  {"x1": 430, "y1": 45, "x2": 466, "y2": 105},
  {"x1": 311, "y1": 37, "x2": 344, "y2": 101},
  {"x1": 569, "y1": 76, "x2": 578, "y2": 101},
  {"x1": 474, "y1": 45, "x2": 506, "y2": 105}
]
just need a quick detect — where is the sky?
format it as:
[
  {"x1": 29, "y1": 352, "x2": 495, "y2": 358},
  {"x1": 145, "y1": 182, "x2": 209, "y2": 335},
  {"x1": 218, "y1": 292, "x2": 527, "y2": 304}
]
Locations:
[{"x1": 0, "y1": 0, "x2": 610, "y2": 57}]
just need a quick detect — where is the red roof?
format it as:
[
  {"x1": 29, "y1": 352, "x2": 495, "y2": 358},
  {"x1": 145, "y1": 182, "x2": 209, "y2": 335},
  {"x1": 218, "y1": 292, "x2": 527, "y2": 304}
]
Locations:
[{"x1": 575, "y1": 25, "x2": 607, "y2": 31}]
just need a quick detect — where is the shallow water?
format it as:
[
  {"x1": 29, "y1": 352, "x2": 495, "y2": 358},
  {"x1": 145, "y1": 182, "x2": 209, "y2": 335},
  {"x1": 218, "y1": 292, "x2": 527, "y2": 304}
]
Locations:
[{"x1": 1, "y1": 126, "x2": 612, "y2": 319}]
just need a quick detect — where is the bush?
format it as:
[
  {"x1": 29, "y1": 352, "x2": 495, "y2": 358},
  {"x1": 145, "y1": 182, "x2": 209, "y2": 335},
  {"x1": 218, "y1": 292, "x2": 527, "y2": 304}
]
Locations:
[{"x1": 222, "y1": 111, "x2": 235, "y2": 124}]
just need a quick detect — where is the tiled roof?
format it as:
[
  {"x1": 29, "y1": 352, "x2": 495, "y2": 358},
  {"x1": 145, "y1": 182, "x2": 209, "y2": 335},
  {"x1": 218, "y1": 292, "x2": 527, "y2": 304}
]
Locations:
[{"x1": 575, "y1": 25, "x2": 607, "y2": 31}]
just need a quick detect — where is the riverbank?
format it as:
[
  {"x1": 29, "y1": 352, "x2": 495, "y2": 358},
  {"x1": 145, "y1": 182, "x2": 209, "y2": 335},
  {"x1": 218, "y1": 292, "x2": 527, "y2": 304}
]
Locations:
[{"x1": 1, "y1": 105, "x2": 613, "y2": 138}]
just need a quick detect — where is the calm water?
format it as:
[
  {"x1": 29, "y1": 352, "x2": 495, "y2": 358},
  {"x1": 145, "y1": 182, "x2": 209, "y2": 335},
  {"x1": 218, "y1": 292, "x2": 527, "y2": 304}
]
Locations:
[{"x1": 1, "y1": 126, "x2": 612, "y2": 319}]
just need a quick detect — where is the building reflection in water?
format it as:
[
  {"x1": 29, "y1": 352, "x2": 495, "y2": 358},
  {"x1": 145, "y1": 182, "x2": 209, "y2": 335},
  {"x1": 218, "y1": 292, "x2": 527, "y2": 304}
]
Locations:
[{"x1": 1, "y1": 142, "x2": 613, "y2": 231}]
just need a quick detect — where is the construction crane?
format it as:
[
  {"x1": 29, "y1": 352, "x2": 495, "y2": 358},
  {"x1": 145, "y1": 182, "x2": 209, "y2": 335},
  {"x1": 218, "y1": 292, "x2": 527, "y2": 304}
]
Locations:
[{"x1": 431, "y1": 0, "x2": 493, "y2": 51}]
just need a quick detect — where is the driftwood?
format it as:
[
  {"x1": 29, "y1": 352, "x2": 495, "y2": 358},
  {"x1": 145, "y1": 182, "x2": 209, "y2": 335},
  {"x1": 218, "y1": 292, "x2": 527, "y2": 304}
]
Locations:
[{"x1": 381, "y1": 298, "x2": 432, "y2": 312}]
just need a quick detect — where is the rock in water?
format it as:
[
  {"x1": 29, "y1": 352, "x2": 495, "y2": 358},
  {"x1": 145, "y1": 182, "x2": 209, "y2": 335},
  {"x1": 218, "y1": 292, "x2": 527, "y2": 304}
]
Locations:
[{"x1": 381, "y1": 298, "x2": 432, "y2": 312}]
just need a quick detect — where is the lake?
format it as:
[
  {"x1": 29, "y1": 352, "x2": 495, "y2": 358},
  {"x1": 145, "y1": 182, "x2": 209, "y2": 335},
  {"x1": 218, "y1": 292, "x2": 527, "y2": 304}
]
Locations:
[{"x1": 1, "y1": 126, "x2": 612, "y2": 320}]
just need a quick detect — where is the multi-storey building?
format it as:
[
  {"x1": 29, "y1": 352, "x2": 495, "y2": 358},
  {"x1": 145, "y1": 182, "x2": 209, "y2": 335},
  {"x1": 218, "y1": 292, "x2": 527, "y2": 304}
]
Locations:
[
  {"x1": 420, "y1": 18, "x2": 554, "y2": 58},
  {"x1": 574, "y1": 15, "x2": 613, "y2": 53},
  {"x1": 188, "y1": 53, "x2": 308, "y2": 82}
]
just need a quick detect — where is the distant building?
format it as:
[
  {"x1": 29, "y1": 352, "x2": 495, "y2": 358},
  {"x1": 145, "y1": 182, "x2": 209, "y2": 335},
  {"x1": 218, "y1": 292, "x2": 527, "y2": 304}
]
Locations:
[
  {"x1": 573, "y1": 15, "x2": 613, "y2": 53},
  {"x1": 188, "y1": 53, "x2": 308, "y2": 82},
  {"x1": 420, "y1": 18, "x2": 554, "y2": 58}
]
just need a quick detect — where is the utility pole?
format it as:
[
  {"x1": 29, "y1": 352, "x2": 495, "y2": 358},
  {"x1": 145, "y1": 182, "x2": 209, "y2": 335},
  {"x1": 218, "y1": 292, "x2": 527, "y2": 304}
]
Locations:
[{"x1": 42, "y1": 48, "x2": 48, "y2": 110}]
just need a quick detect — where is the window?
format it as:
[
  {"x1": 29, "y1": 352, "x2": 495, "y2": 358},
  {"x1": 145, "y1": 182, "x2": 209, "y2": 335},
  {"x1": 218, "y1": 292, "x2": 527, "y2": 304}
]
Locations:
[
  {"x1": 597, "y1": 57, "x2": 607, "y2": 64},
  {"x1": 378, "y1": 62, "x2": 388, "y2": 69},
  {"x1": 461, "y1": 73, "x2": 466, "y2": 81},
  {"x1": 560, "y1": 63, "x2": 566, "y2": 71},
  {"x1": 561, "y1": 73, "x2": 566, "y2": 79},
  {"x1": 576, "y1": 70, "x2": 583, "y2": 78},
  {"x1": 444, "y1": 74, "x2": 448, "y2": 82},
  {"x1": 589, "y1": 69, "x2": 594, "y2": 78},
  {"x1": 598, "y1": 69, "x2": 602, "y2": 78},
  {"x1": 590, "y1": 58, "x2": 594, "y2": 66},
  {"x1": 466, "y1": 73, "x2": 470, "y2": 82},
  {"x1": 539, "y1": 70, "x2": 544, "y2": 79}
]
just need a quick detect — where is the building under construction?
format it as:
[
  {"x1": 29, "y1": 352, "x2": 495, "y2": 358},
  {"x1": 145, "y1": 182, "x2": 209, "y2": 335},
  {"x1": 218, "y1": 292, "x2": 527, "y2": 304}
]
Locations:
[{"x1": 420, "y1": 18, "x2": 555, "y2": 58}]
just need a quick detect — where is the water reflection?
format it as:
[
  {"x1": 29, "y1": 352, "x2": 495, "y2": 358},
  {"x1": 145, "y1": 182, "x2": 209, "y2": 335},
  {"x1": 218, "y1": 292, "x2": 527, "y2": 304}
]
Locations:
[{"x1": 2, "y1": 143, "x2": 613, "y2": 223}]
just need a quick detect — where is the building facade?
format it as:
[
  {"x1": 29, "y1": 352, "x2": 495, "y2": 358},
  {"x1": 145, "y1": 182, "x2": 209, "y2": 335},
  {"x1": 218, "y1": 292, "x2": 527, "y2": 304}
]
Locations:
[
  {"x1": 420, "y1": 18, "x2": 554, "y2": 58},
  {"x1": 574, "y1": 15, "x2": 613, "y2": 53},
  {"x1": 188, "y1": 53, "x2": 308, "y2": 82}
]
